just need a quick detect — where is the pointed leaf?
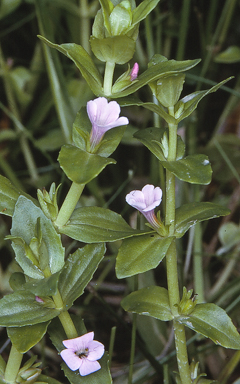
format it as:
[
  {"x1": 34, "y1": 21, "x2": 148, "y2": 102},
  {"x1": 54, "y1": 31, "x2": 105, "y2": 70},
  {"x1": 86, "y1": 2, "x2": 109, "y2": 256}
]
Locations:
[
  {"x1": 132, "y1": 0, "x2": 161, "y2": 27},
  {"x1": 215, "y1": 46, "x2": 240, "y2": 63},
  {"x1": 7, "y1": 322, "x2": 50, "y2": 353},
  {"x1": 59, "y1": 206, "x2": 147, "y2": 242},
  {"x1": 119, "y1": 97, "x2": 176, "y2": 124},
  {"x1": 38, "y1": 36, "x2": 103, "y2": 96},
  {"x1": 58, "y1": 145, "x2": 116, "y2": 184},
  {"x1": 116, "y1": 233, "x2": 173, "y2": 278},
  {"x1": 49, "y1": 316, "x2": 112, "y2": 384},
  {"x1": 122, "y1": 286, "x2": 173, "y2": 321},
  {"x1": 58, "y1": 243, "x2": 105, "y2": 307},
  {"x1": 178, "y1": 303, "x2": 240, "y2": 349},
  {"x1": 0, "y1": 291, "x2": 60, "y2": 327},
  {"x1": 161, "y1": 154, "x2": 212, "y2": 185},
  {"x1": 175, "y1": 202, "x2": 230, "y2": 238},
  {"x1": 175, "y1": 78, "x2": 233, "y2": 123},
  {"x1": 10, "y1": 196, "x2": 65, "y2": 278},
  {"x1": 134, "y1": 127, "x2": 185, "y2": 161},
  {"x1": 112, "y1": 58, "x2": 200, "y2": 98},
  {"x1": 0, "y1": 175, "x2": 38, "y2": 217}
]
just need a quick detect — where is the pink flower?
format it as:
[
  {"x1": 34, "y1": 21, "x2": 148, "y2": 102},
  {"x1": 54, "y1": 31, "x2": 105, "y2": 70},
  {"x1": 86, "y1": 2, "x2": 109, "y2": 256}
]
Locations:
[
  {"x1": 60, "y1": 332, "x2": 104, "y2": 376},
  {"x1": 130, "y1": 62, "x2": 139, "y2": 81},
  {"x1": 87, "y1": 97, "x2": 129, "y2": 150},
  {"x1": 126, "y1": 184, "x2": 162, "y2": 229}
]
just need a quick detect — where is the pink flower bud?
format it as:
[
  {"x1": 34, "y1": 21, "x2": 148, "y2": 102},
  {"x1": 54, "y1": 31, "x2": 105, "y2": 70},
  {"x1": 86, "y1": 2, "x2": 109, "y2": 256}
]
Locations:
[{"x1": 130, "y1": 62, "x2": 139, "y2": 81}]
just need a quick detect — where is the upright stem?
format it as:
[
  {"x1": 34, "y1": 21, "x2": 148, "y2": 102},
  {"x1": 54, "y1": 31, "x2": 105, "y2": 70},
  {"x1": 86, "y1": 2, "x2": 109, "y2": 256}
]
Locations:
[
  {"x1": 103, "y1": 61, "x2": 115, "y2": 96},
  {"x1": 55, "y1": 182, "x2": 85, "y2": 227},
  {"x1": 4, "y1": 345, "x2": 23, "y2": 383},
  {"x1": 53, "y1": 290, "x2": 78, "y2": 339},
  {"x1": 165, "y1": 108, "x2": 192, "y2": 384}
]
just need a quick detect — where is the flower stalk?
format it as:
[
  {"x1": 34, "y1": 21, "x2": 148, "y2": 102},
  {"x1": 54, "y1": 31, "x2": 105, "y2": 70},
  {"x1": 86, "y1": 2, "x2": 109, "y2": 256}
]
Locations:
[{"x1": 55, "y1": 182, "x2": 85, "y2": 228}]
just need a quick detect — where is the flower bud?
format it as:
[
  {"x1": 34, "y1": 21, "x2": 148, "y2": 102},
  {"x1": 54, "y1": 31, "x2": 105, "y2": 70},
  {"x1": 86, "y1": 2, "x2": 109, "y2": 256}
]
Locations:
[{"x1": 37, "y1": 183, "x2": 59, "y2": 221}]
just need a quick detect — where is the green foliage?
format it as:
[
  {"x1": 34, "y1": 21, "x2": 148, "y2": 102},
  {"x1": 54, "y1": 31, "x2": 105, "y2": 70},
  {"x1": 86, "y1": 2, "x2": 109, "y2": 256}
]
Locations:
[
  {"x1": 7, "y1": 322, "x2": 50, "y2": 353},
  {"x1": 0, "y1": 175, "x2": 37, "y2": 217},
  {"x1": 58, "y1": 243, "x2": 105, "y2": 307},
  {"x1": 58, "y1": 206, "x2": 147, "y2": 242},
  {"x1": 116, "y1": 234, "x2": 173, "y2": 278},
  {"x1": 175, "y1": 202, "x2": 230, "y2": 238},
  {"x1": 121, "y1": 286, "x2": 173, "y2": 321},
  {"x1": 58, "y1": 145, "x2": 116, "y2": 184},
  {"x1": 0, "y1": 291, "x2": 60, "y2": 327},
  {"x1": 38, "y1": 36, "x2": 103, "y2": 96},
  {"x1": 215, "y1": 46, "x2": 240, "y2": 63},
  {"x1": 178, "y1": 303, "x2": 240, "y2": 349},
  {"x1": 8, "y1": 196, "x2": 65, "y2": 279}
]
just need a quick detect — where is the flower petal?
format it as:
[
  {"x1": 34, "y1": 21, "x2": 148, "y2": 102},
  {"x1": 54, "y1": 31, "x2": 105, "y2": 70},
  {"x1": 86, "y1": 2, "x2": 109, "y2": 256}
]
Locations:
[
  {"x1": 62, "y1": 332, "x2": 94, "y2": 351},
  {"x1": 88, "y1": 340, "x2": 105, "y2": 361},
  {"x1": 79, "y1": 359, "x2": 101, "y2": 376},
  {"x1": 60, "y1": 349, "x2": 81, "y2": 371}
]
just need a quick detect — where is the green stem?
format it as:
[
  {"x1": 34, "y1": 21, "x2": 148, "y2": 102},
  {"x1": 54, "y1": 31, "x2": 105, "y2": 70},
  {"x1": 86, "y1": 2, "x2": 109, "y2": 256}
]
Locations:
[
  {"x1": 176, "y1": 0, "x2": 191, "y2": 60},
  {"x1": 4, "y1": 345, "x2": 23, "y2": 383},
  {"x1": 79, "y1": 0, "x2": 91, "y2": 54},
  {"x1": 128, "y1": 274, "x2": 138, "y2": 384},
  {"x1": 55, "y1": 182, "x2": 85, "y2": 227},
  {"x1": 165, "y1": 108, "x2": 192, "y2": 384},
  {"x1": 103, "y1": 61, "x2": 115, "y2": 96},
  {"x1": 53, "y1": 290, "x2": 78, "y2": 339}
]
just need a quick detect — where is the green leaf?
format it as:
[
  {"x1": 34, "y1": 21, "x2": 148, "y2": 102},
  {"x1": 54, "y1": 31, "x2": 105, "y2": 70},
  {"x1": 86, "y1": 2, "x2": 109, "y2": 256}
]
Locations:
[
  {"x1": 161, "y1": 154, "x2": 212, "y2": 185},
  {"x1": 58, "y1": 244, "x2": 105, "y2": 307},
  {"x1": 217, "y1": 222, "x2": 240, "y2": 255},
  {"x1": 90, "y1": 35, "x2": 136, "y2": 65},
  {"x1": 0, "y1": 291, "x2": 60, "y2": 327},
  {"x1": 116, "y1": 234, "x2": 173, "y2": 278},
  {"x1": 112, "y1": 57, "x2": 200, "y2": 98},
  {"x1": 9, "y1": 272, "x2": 26, "y2": 291},
  {"x1": 134, "y1": 127, "x2": 185, "y2": 161},
  {"x1": 119, "y1": 97, "x2": 176, "y2": 124},
  {"x1": 175, "y1": 202, "x2": 230, "y2": 238},
  {"x1": 38, "y1": 36, "x2": 103, "y2": 96},
  {"x1": 175, "y1": 78, "x2": 233, "y2": 123},
  {"x1": 59, "y1": 206, "x2": 147, "y2": 242},
  {"x1": 49, "y1": 316, "x2": 112, "y2": 384},
  {"x1": 121, "y1": 286, "x2": 173, "y2": 321},
  {"x1": 58, "y1": 145, "x2": 116, "y2": 184},
  {"x1": 7, "y1": 322, "x2": 50, "y2": 353},
  {"x1": 24, "y1": 272, "x2": 61, "y2": 296},
  {"x1": 178, "y1": 303, "x2": 240, "y2": 349},
  {"x1": 10, "y1": 196, "x2": 65, "y2": 279},
  {"x1": 132, "y1": 0, "x2": 161, "y2": 27},
  {"x1": 0, "y1": 175, "x2": 37, "y2": 217},
  {"x1": 215, "y1": 46, "x2": 240, "y2": 63}
]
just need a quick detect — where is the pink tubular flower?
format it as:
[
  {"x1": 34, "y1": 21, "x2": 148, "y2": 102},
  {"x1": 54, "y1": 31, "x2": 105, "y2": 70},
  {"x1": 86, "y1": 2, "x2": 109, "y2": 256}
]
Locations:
[
  {"x1": 87, "y1": 97, "x2": 129, "y2": 150},
  {"x1": 60, "y1": 332, "x2": 104, "y2": 376},
  {"x1": 126, "y1": 184, "x2": 162, "y2": 229},
  {"x1": 130, "y1": 62, "x2": 139, "y2": 81}
]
